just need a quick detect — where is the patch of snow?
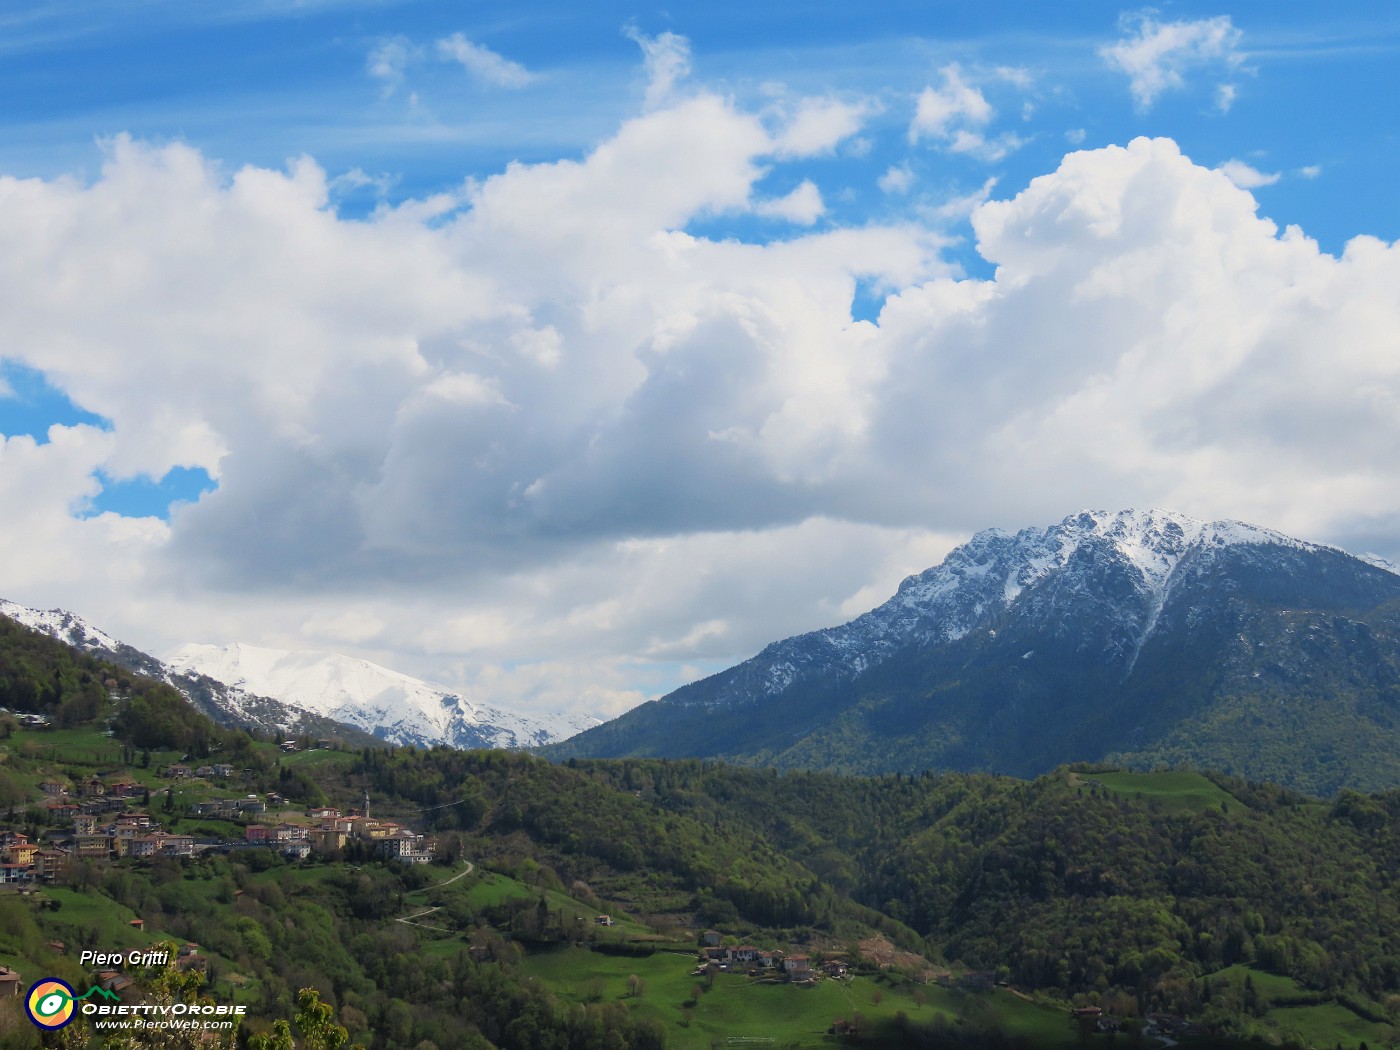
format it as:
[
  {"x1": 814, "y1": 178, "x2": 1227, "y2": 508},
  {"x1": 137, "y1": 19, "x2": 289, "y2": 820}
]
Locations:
[
  {"x1": 764, "y1": 661, "x2": 797, "y2": 695},
  {"x1": 1360, "y1": 553, "x2": 1400, "y2": 577}
]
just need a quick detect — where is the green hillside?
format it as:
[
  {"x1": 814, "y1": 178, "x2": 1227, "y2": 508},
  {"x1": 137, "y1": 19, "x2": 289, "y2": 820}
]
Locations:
[{"x1": 1, "y1": 619, "x2": 1399, "y2": 1047}]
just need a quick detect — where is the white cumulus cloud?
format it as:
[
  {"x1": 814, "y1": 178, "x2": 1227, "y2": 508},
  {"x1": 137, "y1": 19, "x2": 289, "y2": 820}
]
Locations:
[
  {"x1": 3, "y1": 79, "x2": 1399, "y2": 723},
  {"x1": 1100, "y1": 12, "x2": 1244, "y2": 111},
  {"x1": 435, "y1": 33, "x2": 534, "y2": 88},
  {"x1": 909, "y1": 64, "x2": 1023, "y2": 161},
  {"x1": 910, "y1": 64, "x2": 992, "y2": 141},
  {"x1": 1218, "y1": 159, "x2": 1280, "y2": 189},
  {"x1": 754, "y1": 180, "x2": 825, "y2": 224},
  {"x1": 772, "y1": 97, "x2": 876, "y2": 157}
]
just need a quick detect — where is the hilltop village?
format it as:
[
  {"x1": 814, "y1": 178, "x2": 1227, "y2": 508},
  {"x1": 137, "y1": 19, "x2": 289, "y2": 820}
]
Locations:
[{"x1": 0, "y1": 747, "x2": 434, "y2": 884}]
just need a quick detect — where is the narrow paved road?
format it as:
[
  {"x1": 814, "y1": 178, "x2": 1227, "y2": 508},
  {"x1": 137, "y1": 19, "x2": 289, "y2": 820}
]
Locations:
[
  {"x1": 392, "y1": 861, "x2": 474, "y2": 932},
  {"x1": 439, "y1": 859, "x2": 474, "y2": 885}
]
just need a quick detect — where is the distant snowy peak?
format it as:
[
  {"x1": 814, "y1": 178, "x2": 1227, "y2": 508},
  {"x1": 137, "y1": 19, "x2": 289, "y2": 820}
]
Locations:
[
  {"x1": 0, "y1": 597, "x2": 386, "y2": 743},
  {"x1": 165, "y1": 642, "x2": 597, "y2": 750},
  {"x1": 0, "y1": 597, "x2": 595, "y2": 750},
  {"x1": 165, "y1": 643, "x2": 468, "y2": 720},
  {"x1": 896, "y1": 508, "x2": 1322, "y2": 616},
  {"x1": 723, "y1": 508, "x2": 1363, "y2": 706},
  {"x1": 0, "y1": 599, "x2": 124, "y2": 655},
  {"x1": 1360, "y1": 552, "x2": 1400, "y2": 577}
]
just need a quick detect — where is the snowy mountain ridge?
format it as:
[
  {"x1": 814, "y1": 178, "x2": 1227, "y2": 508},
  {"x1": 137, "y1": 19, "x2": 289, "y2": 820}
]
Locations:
[
  {"x1": 0, "y1": 599, "x2": 126, "y2": 656},
  {"x1": 551, "y1": 507, "x2": 1400, "y2": 792},
  {"x1": 683, "y1": 508, "x2": 1374, "y2": 707},
  {"x1": 165, "y1": 642, "x2": 598, "y2": 750},
  {"x1": 0, "y1": 597, "x2": 337, "y2": 741},
  {"x1": 0, "y1": 598, "x2": 596, "y2": 750}
]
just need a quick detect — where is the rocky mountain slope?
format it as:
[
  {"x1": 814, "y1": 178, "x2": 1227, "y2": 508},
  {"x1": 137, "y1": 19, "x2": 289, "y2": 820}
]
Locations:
[{"x1": 549, "y1": 509, "x2": 1400, "y2": 792}]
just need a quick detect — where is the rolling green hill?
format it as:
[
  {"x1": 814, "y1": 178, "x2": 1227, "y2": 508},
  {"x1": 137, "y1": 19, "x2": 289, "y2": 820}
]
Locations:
[{"x1": 2, "y1": 619, "x2": 1399, "y2": 1048}]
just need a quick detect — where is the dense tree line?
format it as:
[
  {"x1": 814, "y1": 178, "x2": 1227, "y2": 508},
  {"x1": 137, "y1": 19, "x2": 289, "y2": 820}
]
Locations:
[
  {"x1": 343, "y1": 746, "x2": 1400, "y2": 1022},
  {"x1": 0, "y1": 617, "x2": 109, "y2": 727},
  {"x1": 350, "y1": 747, "x2": 882, "y2": 936},
  {"x1": 569, "y1": 759, "x2": 1400, "y2": 1016}
]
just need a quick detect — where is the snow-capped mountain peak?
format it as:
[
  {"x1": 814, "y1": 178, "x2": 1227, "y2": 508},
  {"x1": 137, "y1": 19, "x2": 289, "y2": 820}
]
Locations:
[
  {"x1": 552, "y1": 507, "x2": 1400, "y2": 792},
  {"x1": 165, "y1": 641, "x2": 598, "y2": 750},
  {"x1": 900, "y1": 507, "x2": 1323, "y2": 622},
  {"x1": 683, "y1": 508, "x2": 1365, "y2": 708},
  {"x1": 0, "y1": 599, "x2": 124, "y2": 655},
  {"x1": 0, "y1": 597, "x2": 597, "y2": 750}
]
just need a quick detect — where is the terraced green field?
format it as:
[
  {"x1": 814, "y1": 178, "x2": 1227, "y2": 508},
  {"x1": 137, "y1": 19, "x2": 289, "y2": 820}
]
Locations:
[
  {"x1": 1263, "y1": 1002, "x2": 1394, "y2": 1047},
  {"x1": 520, "y1": 944, "x2": 1083, "y2": 1049},
  {"x1": 1208, "y1": 965, "x2": 1395, "y2": 1046},
  {"x1": 1076, "y1": 769, "x2": 1241, "y2": 813},
  {"x1": 278, "y1": 748, "x2": 357, "y2": 771}
]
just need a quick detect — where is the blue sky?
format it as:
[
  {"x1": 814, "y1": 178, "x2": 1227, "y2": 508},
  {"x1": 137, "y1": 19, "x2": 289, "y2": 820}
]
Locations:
[
  {"x1": 3, "y1": 1, "x2": 1396, "y2": 250},
  {"x1": 2, "y1": 1, "x2": 1399, "y2": 717}
]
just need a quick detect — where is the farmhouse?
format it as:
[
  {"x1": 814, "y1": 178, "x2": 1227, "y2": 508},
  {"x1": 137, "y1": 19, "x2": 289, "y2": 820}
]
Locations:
[
  {"x1": 0, "y1": 967, "x2": 21, "y2": 997},
  {"x1": 783, "y1": 955, "x2": 812, "y2": 979}
]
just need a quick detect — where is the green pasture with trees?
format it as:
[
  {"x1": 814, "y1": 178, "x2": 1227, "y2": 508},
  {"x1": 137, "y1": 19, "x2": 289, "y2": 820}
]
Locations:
[{"x1": 2, "y1": 618, "x2": 1400, "y2": 1047}]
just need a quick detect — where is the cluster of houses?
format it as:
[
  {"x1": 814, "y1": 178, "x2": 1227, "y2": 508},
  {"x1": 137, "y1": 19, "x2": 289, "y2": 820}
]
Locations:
[
  {"x1": 696, "y1": 930, "x2": 847, "y2": 984},
  {"x1": 0, "y1": 771, "x2": 436, "y2": 885},
  {"x1": 3, "y1": 803, "x2": 208, "y2": 884},
  {"x1": 161, "y1": 762, "x2": 239, "y2": 780},
  {"x1": 1, "y1": 829, "x2": 70, "y2": 884},
  {"x1": 18, "y1": 771, "x2": 247, "y2": 878},
  {"x1": 1, "y1": 708, "x2": 51, "y2": 729},
  {"x1": 42, "y1": 773, "x2": 145, "y2": 806},
  {"x1": 242, "y1": 800, "x2": 435, "y2": 865},
  {"x1": 3, "y1": 780, "x2": 213, "y2": 883}
]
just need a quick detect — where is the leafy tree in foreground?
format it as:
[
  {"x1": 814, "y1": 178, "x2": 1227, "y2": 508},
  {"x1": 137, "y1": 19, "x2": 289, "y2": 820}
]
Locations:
[{"x1": 249, "y1": 988, "x2": 363, "y2": 1050}]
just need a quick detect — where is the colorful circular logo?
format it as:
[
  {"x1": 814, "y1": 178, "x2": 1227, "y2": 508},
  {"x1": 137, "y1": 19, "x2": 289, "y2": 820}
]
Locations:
[{"x1": 25, "y1": 978, "x2": 77, "y2": 1029}]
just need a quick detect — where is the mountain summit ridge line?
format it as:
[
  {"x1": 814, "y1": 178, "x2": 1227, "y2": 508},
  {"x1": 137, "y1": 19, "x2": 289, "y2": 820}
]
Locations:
[
  {"x1": 0, "y1": 599, "x2": 596, "y2": 750},
  {"x1": 548, "y1": 508, "x2": 1400, "y2": 794}
]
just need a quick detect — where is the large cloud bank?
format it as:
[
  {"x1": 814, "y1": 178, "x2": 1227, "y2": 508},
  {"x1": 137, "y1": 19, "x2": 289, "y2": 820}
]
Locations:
[{"x1": 1, "y1": 89, "x2": 1397, "y2": 715}]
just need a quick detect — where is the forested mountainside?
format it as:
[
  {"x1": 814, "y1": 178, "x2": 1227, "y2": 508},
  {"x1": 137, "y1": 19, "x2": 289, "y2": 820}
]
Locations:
[
  {"x1": 3, "y1": 615, "x2": 1399, "y2": 1047},
  {"x1": 551, "y1": 510, "x2": 1400, "y2": 794}
]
